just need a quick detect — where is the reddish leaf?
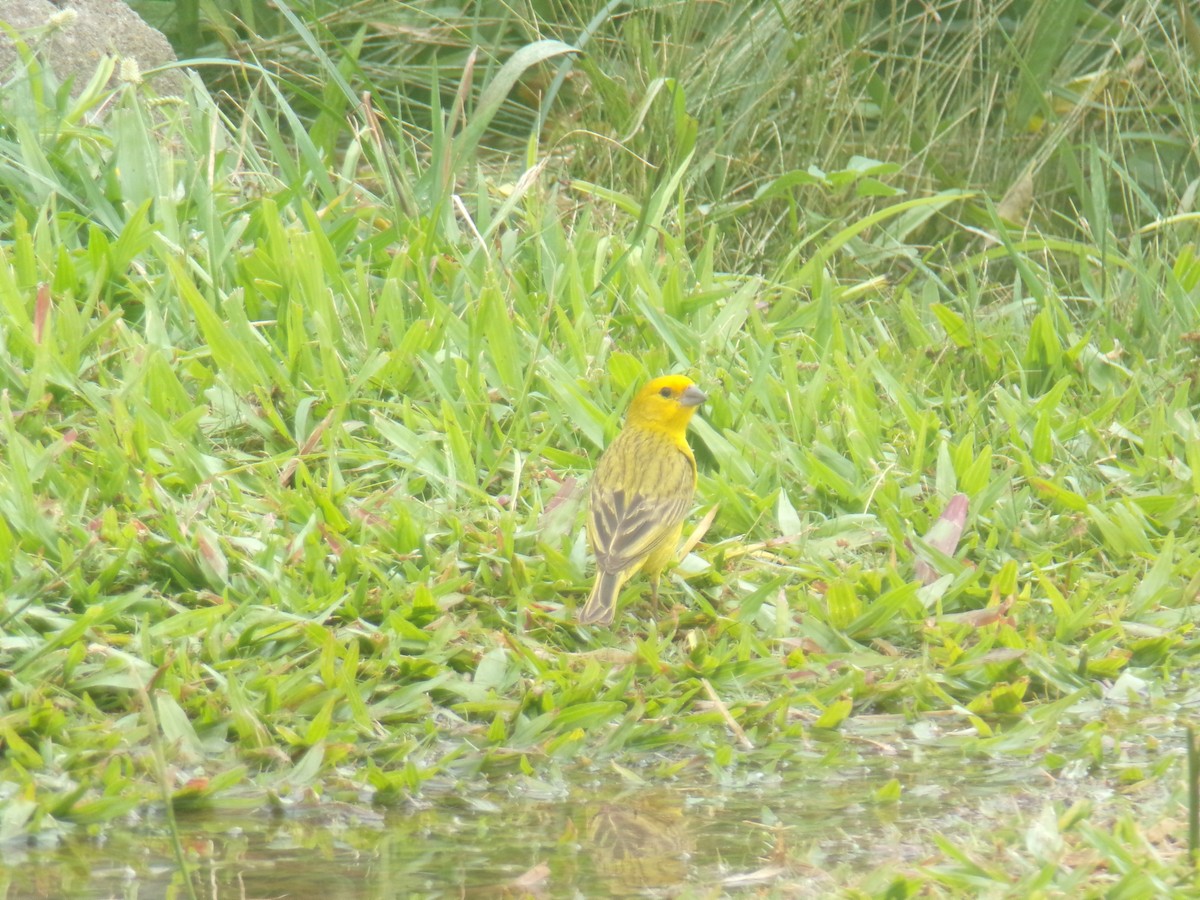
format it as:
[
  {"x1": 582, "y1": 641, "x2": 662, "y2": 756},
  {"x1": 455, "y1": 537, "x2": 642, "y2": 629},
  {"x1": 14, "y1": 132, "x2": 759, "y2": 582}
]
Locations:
[
  {"x1": 914, "y1": 492, "x2": 969, "y2": 585},
  {"x1": 34, "y1": 283, "x2": 51, "y2": 345}
]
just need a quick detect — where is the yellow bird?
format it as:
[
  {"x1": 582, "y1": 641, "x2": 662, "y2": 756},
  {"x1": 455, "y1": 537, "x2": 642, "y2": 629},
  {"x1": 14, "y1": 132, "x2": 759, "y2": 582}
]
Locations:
[{"x1": 578, "y1": 374, "x2": 707, "y2": 626}]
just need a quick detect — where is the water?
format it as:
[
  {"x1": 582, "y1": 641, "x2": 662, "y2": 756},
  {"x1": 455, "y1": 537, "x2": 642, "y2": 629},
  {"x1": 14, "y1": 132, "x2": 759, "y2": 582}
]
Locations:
[{"x1": 0, "y1": 743, "x2": 1082, "y2": 899}]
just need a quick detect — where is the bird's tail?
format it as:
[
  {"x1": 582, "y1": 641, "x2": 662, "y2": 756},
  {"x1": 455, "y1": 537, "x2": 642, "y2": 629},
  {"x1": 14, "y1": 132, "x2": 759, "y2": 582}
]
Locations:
[{"x1": 578, "y1": 571, "x2": 623, "y2": 626}]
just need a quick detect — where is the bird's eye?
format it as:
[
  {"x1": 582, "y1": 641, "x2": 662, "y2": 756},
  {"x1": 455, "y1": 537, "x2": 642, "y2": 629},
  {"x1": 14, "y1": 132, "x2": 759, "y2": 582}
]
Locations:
[{"x1": 659, "y1": 387, "x2": 673, "y2": 398}]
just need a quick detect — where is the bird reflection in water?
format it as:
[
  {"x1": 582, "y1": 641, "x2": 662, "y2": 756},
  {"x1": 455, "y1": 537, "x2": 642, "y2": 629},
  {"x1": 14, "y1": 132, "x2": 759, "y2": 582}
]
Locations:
[{"x1": 585, "y1": 791, "x2": 692, "y2": 893}]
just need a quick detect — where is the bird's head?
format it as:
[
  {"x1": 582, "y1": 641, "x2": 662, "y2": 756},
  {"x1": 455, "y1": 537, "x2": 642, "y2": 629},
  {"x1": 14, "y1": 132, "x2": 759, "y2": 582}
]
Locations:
[{"x1": 625, "y1": 374, "x2": 707, "y2": 432}]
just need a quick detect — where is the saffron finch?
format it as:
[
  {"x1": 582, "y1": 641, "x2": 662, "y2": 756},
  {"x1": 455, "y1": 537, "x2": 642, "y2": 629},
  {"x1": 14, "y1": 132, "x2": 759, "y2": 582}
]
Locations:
[{"x1": 578, "y1": 374, "x2": 707, "y2": 626}]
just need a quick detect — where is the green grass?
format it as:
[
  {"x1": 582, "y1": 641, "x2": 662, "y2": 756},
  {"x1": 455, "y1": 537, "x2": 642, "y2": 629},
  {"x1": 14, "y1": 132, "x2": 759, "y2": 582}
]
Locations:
[{"x1": 3, "y1": 0, "x2": 1200, "y2": 894}]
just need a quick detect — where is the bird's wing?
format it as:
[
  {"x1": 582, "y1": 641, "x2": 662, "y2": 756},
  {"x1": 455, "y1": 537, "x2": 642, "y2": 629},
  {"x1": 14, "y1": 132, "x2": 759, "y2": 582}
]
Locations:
[
  {"x1": 588, "y1": 433, "x2": 695, "y2": 575},
  {"x1": 589, "y1": 486, "x2": 691, "y2": 574}
]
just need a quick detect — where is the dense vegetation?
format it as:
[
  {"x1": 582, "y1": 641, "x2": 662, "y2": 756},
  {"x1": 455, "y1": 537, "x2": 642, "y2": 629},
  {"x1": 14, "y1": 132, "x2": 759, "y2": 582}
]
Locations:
[{"x1": 2, "y1": 0, "x2": 1199, "y2": 893}]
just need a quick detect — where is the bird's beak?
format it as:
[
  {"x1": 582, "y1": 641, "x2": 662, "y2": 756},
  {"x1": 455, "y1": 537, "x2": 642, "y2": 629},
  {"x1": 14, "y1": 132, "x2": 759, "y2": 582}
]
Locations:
[{"x1": 680, "y1": 385, "x2": 707, "y2": 407}]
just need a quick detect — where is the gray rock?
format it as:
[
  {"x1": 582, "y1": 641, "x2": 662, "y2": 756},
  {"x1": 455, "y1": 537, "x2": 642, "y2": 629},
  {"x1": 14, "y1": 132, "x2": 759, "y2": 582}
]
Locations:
[{"x1": 0, "y1": 0, "x2": 188, "y2": 97}]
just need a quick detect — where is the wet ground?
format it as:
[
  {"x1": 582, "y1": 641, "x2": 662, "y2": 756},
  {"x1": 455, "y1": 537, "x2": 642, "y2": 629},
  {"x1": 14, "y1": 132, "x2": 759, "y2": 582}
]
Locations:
[
  {"x1": 3, "y1": 689, "x2": 1191, "y2": 899},
  {"x1": 0, "y1": 734, "x2": 1129, "y2": 899}
]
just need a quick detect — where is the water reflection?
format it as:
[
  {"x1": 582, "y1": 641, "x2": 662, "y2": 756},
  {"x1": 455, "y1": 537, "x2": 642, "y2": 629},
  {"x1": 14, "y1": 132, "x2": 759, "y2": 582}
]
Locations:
[
  {"x1": 0, "y1": 749, "x2": 1103, "y2": 898},
  {"x1": 585, "y1": 792, "x2": 691, "y2": 894}
]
